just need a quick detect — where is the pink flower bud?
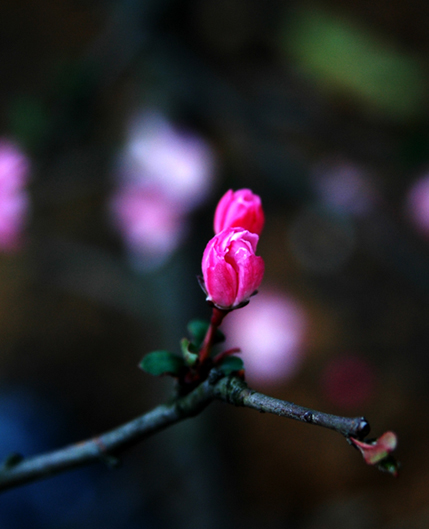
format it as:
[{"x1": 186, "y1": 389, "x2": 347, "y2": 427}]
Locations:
[
  {"x1": 214, "y1": 189, "x2": 265, "y2": 235},
  {"x1": 202, "y1": 227, "x2": 264, "y2": 310}
]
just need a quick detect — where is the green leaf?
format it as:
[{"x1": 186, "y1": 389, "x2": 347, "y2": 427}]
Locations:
[
  {"x1": 139, "y1": 351, "x2": 184, "y2": 377},
  {"x1": 187, "y1": 320, "x2": 209, "y2": 348},
  {"x1": 184, "y1": 350, "x2": 199, "y2": 367},
  {"x1": 218, "y1": 356, "x2": 244, "y2": 375},
  {"x1": 180, "y1": 338, "x2": 199, "y2": 367},
  {"x1": 187, "y1": 319, "x2": 225, "y2": 349}
]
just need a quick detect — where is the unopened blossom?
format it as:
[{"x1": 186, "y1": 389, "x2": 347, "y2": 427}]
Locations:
[
  {"x1": 214, "y1": 189, "x2": 264, "y2": 235},
  {"x1": 202, "y1": 227, "x2": 264, "y2": 310}
]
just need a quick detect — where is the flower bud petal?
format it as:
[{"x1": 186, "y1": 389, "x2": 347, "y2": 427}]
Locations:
[
  {"x1": 214, "y1": 189, "x2": 265, "y2": 235},
  {"x1": 202, "y1": 227, "x2": 264, "y2": 309}
]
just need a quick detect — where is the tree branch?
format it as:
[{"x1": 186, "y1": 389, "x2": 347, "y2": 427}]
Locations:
[
  {"x1": 212, "y1": 374, "x2": 370, "y2": 438},
  {"x1": 0, "y1": 373, "x2": 378, "y2": 493}
]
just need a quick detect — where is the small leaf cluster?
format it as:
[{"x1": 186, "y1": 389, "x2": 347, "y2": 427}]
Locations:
[
  {"x1": 139, "y1": 319, "x2": 243, "y2": 385},
  {"x1": 350, "y1": 431, "x2": 399, "y2": 477}
]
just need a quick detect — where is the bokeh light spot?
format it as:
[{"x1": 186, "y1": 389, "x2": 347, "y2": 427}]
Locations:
[{"x1": 223, "y1": 291, "x2": 307, "y2": 386}]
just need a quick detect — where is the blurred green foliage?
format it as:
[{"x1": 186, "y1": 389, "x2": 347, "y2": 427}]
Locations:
[{"x1": 284, "y1": 6, "x2": 426, "y2": 120}]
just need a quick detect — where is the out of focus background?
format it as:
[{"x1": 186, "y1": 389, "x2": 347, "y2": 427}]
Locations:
[{"x1": 0, "y1": 0, "x2": 428, "y2": 527}]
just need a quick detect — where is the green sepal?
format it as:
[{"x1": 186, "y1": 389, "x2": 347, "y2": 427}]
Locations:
[
  {"x1": 376, "y1": 456, "x2": 400, "y2": 477},
  {"x1": 181, "y1": 338, "x2": 199, "y2": 367},
  {"x1": 181, "y1": 337, "x2": 197, "y2": 355},
  {"x1": 218, "y1": 355, "x2": 244, "y2": 375},
  {"x1": 139, "y1": 351, "x2": 184, "y2": 377},
  {"x1": 187, "y1": 319, "x2": 225, "y2": 349}
]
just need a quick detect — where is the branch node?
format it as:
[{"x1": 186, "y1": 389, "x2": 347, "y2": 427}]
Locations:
[
  {"x1": 94, "y1": 438, "x2": 121, "y2": 468},
  {"x1": 303, "y1": 411, "x2": 314, "y2": 423},
  {"x1": 208, "y1": 368, "x2": 224, "y2": 385},
  {"x1": 222, "y1": 376, "x2": 250, "y2": 406},
  {"x1": 355, "y1": 418, "x2": 371, "y2": 440}
]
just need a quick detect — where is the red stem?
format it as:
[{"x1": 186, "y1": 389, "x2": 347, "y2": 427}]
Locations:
[
  {"x1": 213, "y1": 347, "x2": 241, "y2": 365},
  {"x1": 199, "y1": 307, "x2": 228, "y2": 364}
]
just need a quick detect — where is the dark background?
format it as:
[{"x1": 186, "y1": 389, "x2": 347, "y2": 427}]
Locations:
[{"x1": 0, "y1": 0, "x2": 428, "y2": 527}]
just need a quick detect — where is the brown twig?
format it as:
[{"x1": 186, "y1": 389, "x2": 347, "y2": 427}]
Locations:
[{"x1": 0, "y1": 372, "x2": 379, "y2": 493}]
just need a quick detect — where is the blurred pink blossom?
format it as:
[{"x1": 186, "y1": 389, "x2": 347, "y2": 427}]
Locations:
[
  {"x1": 110, "y1": 188, "x2": 187, "y2": 268},
  {"x1": 223, "y1": 291, "x2": 307, "y2": 385},
  {"x1": 0, "y1": 140, "x2": 30, "y2": 251},
  {"x1": 110, "y1": 110, "x2": 216, "y2": 267},
  {"x1": 119, "y1": 111, "x2": 215, "y2": 211},
  {"x1": 405, "y1": 174, "x2": 429, "y2": 237}
]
